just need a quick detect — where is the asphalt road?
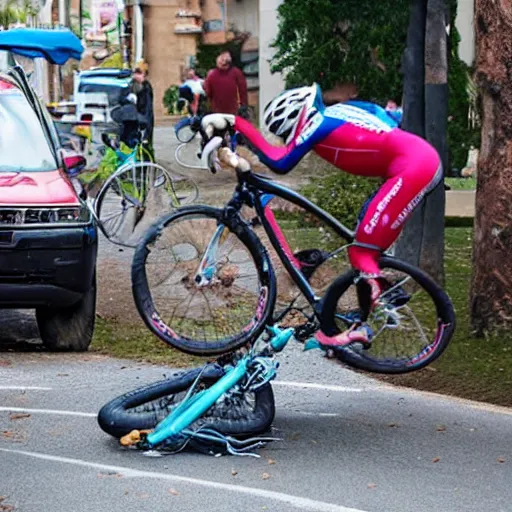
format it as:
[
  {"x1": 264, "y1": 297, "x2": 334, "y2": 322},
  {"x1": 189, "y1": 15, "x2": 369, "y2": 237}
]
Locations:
[{"x1": 1, "y1": 344, "x2": 512, "y2": 512}]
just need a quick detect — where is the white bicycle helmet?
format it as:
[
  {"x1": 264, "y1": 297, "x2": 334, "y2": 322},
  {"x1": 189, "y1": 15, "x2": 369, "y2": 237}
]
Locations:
[{"x1": 263, "y1": 84, "x2": 321, "y2": 144}]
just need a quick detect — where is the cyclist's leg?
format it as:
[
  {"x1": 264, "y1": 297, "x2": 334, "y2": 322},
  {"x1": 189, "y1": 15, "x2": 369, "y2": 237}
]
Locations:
[{"x1": 317, "y1": 148, "x2": 441, "y2": 347}]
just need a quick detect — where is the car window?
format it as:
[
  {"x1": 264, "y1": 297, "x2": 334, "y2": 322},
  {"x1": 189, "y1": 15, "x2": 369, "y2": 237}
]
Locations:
[
  {"x1": 78, "y1": 82, "x2": 129, "y2": 106},
  {"x1": 0, "y1": 83, "x2": 57, "y2": 172}
]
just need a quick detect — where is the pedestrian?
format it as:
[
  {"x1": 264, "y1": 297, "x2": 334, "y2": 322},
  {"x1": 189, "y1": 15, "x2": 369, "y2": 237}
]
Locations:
[
  {"x1": 131, "y1": 64, "x2": 155, "y2": 156},
  {"x1": 385, "y1": 99, "x2": 403, "y2": 126},
  {"x1": 204, "y1": 50, "x2": 248, "y2": 116},
  {"x1": 179, "y1": 68, "x2": 206, "y2": 116}
]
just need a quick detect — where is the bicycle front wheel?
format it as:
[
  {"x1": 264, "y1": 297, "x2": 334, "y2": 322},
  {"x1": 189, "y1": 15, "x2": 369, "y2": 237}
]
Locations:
[
  {"x1": 320, "y1": 257, "x2": 456, "y2": 374},
  {"x1": 94, "y1": 162, "x2": 198, "y2": 247},
  {"x1": 132, "y1": 205, "x2": 276, "y2": 356},
  {"x1": 97, "y1": 365, "x2": 275, "y2": 440}
]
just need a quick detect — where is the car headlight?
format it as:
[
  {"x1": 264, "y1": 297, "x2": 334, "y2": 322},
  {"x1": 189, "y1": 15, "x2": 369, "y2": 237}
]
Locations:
[{"x1": 0, "y1": 204, "x2": 91, "y2": 226}]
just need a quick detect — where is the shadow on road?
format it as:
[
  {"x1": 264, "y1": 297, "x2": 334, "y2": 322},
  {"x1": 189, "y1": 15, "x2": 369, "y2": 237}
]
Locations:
[{"x1": 0, "y1": 309, "x2": 44, "y2": 352}]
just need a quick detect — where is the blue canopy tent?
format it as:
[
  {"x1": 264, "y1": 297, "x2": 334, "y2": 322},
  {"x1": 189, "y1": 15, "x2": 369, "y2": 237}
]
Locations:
[{"x1": 0, "y1": 28, "x2": 83, "y2": 65}]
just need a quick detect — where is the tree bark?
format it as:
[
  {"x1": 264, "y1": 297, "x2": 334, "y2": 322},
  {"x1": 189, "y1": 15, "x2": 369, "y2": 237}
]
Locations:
[
  {"x1": 394, "y1": 0, "x2": 427, "y2": 269},
  {"x1": 470, "y1": 0, "x2": 512, "y2": 334},
  {"x1": 420, "y1": 0, "x2": 448, "y2": 284},
  {"x1": 395, "y1": 0, "x2": 447, "y2": 285}
]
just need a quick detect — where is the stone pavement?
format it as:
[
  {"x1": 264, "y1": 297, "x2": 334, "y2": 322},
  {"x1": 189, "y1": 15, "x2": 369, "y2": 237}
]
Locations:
[{"x1": 445, "y1": 190, "x2": 475, "y2": 217}]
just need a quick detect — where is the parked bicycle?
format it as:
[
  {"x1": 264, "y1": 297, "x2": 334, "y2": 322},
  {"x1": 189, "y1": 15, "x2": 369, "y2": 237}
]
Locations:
[
  {"x1": 66, "y1": 127, "x2": 199, "y2": 247},
  {"x1": 98, "y1": 122, "x2": 455, "y2": 455}
]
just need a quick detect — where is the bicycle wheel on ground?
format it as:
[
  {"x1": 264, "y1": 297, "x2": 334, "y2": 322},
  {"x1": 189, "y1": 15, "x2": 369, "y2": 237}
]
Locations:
[
  {"x1": 94, "y1": 162, "x2": 199, "y2": 247},
  {"x1": 132, "y1": 205, "x2": 276, "y2": 356},
  {"x1": 97, "y1": 364, "x2": 275, "y2": 439},
  {"x1": 320, "y1": 256, "x2": 455, "y2": 374}
]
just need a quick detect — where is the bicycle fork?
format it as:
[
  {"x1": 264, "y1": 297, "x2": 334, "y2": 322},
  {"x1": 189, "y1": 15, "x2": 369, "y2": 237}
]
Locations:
[{"x1": 194, "y1": 224, "x2": 227, "y2": 286}]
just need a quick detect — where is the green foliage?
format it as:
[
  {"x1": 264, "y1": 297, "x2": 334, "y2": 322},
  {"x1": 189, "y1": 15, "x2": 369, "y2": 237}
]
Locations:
[
  {"x1": 272, "y1": 0, "x2": 481, "y2": 173},
  {"x1": 271, "y1": 0, "x2": 408, "y2": 104},
  {"x1": 99, "y1": 52, "x2": 123, "y2": 69},
  {"x1": 300, "y1": 171, "x2": 379, "y2": 228},
  {"x1": 447, "y1": 12, "x2": 481, "y2": 172},
  {"x1": 163, "y1": 85, "x2": 187, "y2": 115},
  {"x1": 80, "y1": 144, "x2": 132, "y2": 187}
]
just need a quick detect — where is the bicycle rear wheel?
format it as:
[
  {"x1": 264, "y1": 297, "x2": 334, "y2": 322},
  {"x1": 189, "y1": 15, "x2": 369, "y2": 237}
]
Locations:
[
  {"x1": 94, "y1": 162, "x2": 198, "y2": 247},
  {"x1": 132, "y1": 205, "x2": 276, "y2": 356},
  {"x1": 97, "y1": 364, "x2": 275, "y2": 439},
  {"x1": 320, "y1": 257, "x2": 455, "y2": 374}
]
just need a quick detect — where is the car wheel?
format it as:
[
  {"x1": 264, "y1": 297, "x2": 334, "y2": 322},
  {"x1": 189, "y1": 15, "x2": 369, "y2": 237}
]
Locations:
[{"x1": 36, "y1": 276, "x2": 96, "y2": 352}]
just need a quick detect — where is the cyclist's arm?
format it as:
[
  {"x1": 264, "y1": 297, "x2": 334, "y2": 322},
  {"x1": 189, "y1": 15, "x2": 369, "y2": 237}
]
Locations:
[{"x1": 234, "y1": 116, "x2": 320, "y2": 174}]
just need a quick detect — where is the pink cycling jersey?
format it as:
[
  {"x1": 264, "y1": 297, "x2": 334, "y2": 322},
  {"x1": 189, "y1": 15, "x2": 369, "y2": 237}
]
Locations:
[{"x1": 233, "y1": 100, "x2": 441, "y2": 276}]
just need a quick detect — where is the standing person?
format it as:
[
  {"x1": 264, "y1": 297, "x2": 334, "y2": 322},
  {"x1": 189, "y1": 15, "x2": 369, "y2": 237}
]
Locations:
[
  {"x1": 131, "y1": 65, "x2": 155, "y2": 155},
  {"x1": 385, "y1": 99, "x2": 403, "y2": 126},
  {"x1": 204, "y1": 50, "x2": 248, "y2": 116}
]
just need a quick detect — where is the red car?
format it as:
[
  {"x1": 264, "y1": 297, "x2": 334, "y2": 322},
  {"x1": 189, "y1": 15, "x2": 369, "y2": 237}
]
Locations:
[{"x1": 0, "y1": 69, "x2": 98, "y2": 351}]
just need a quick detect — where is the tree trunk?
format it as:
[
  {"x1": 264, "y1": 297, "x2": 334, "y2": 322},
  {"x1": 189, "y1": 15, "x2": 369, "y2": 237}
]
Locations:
[
  {"x1": 470, "y1": 0, "x2": 512, "y2": 334},
  {"x1": 420, "y1": 0, "x2": 448, "y2": 284},
  {"x1": 395, "y1": 0, "x2": 447, "y2": 285},
  {"x1": 394, "y1": 0, "x2": 427, "y2": 269}
]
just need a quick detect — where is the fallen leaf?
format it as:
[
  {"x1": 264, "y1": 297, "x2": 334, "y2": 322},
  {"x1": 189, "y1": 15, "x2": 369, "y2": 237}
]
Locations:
[
  {"x1": 168, "y1": 489, "x2": 180, "y2": 496},
  {"x1": 97, "y1": 471, "x2": 122, "y2": 478},
  {"x1": 497, "y1": 457, "x2": 505, "y2": 463},
  {"x1": 56, "y1": 373, "x2": 69, "y2": 377},
  {"x1": 436, "y1": 425, "x2": 447, "y2": 432},
  {"x1": 367, "y1": 483, "x2": 377, "y2": 489},
  {"x1": 0, "y1": 504, "x2": 15, "y2": 511},
  {"x1": 262, "y1": 473, "x2": 270, "y2": 480},
  {"x1": 9, "y1": 413, "x2": 31, "y2": 421},
  {"x1": 231, "y1": 469, "x2": 238, "y2": 476},
  {"x1": 432, "y1": 457, "x2": 441, "y2": 463},
  {"x1": 0, "y1": 360, "x2": 12, "y2": 367},
  {"x1": 290, "y1": 432, "x2": 301, "y2": 441},
  {"x1": 387, "y1": 423, "x2": 399, "y2": 428}
]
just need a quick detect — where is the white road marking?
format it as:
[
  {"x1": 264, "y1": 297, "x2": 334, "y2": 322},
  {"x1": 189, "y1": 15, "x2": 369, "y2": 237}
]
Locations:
[
  {"x1": 0, "y1": 448, "x2": 368, "y2": 512},
  {"x1": 0, "y1": 406, "x2": 96, "y2": 418},
  {"x1": 0, "y1": 386, "x2": 52, "y2": 391},
  {"x1": 275, "y1": 381, "x2": 363, "y2": 393}
]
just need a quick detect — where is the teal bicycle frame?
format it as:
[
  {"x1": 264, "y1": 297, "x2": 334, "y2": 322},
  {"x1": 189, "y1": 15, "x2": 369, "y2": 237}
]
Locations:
[{"x1": 143, "y1": 326, "x2": 296, "y2": 451}]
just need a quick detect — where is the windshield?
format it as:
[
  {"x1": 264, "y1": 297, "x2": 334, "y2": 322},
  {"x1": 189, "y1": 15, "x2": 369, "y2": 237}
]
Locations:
[
  {"x1": 78, "y1": 82, "x2": 129, "y2": 106},
  {"x1": 0, "y1": 82, "x2": 57, "y2": 172}
]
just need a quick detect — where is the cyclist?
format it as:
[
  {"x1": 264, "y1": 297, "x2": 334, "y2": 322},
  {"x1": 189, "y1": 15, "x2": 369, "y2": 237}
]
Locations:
[{"x1": 200, "y1": 83, "x2": 442, "y2": 347}]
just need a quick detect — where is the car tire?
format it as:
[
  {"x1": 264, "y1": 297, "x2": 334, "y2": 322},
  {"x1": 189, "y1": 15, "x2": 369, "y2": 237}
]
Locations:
[{"x1": 36, "y1": 275, "x2": 96, "y2": 352}]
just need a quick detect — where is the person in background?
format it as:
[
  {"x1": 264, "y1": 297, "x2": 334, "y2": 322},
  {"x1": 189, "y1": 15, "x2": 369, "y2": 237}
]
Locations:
[
  {"x1": 385, "y1": 99, "x2": 403, "y2": 126},
  {"x1": 204, "y1": 50, "x2": 248, "y2": 116},
  {"x1": 131, "y1": 65, "x2": 155, "y2": 154},
  {"x1": 179, "y1": 68, "x2": 206, "y2": 116}
]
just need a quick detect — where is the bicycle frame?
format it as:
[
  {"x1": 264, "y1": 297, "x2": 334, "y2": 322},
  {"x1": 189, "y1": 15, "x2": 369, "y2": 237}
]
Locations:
[
  {"x1": 139, "y1": 325, "x2": 295, "y2": 454},
  {"x1": 197, "y1": 168, "x2": 358, "y2": 319},
  {"x1": 249, "y1": 173, "x2": 355, "y2": 315}
]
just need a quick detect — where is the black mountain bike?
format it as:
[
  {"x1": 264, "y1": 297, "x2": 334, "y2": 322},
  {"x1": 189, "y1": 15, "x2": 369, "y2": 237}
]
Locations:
[{"x1": 131, "y1": 122, "x2": 455, "y2": 375}]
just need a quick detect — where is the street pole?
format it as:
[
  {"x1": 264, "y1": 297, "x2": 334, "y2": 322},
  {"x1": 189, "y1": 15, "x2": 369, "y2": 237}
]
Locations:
[{"x1": 79, "y1": 0, "x2": 83, "y2": 38}]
